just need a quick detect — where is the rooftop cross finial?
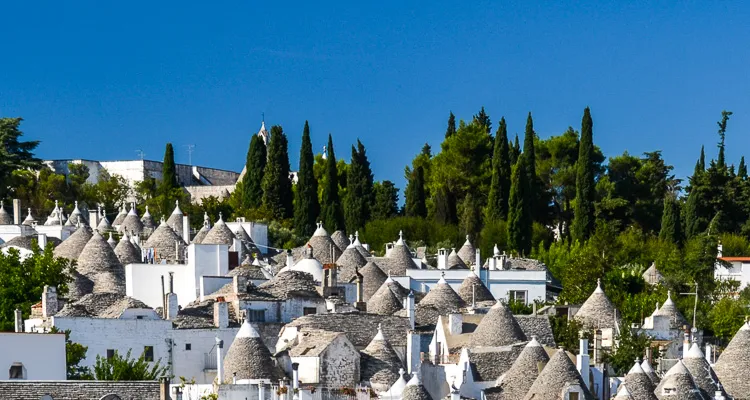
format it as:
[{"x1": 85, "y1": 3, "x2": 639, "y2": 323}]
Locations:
[
  {"x1": 219, "y1": 211, "x2": 223, "y2": 221},
  {"x1": 597, "y1": 278, "x2": 601, "y2": 288},
  {"x1": 667, "y1": 290, "x2": 672, "y2": 300},
  {"x1": 175, "y1": 200, "x2": 179, "y2": 207},
  {"x1": 355, "y1": 231, "x2": 359, "y2": 240},
  {"x1": 74, "y1": 200, "x2": 78, "y2": 208},
  {"x1": 399, "y1": 230, "x2": 403, "y2": 240}
]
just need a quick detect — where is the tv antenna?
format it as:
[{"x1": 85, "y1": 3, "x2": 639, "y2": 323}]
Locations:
[
  {"x1": 185, "y1": 144, "x2": 195, "y2": 165},
  {"x1": 135, "y1": 150, "x2": 145, "y2": 160}
]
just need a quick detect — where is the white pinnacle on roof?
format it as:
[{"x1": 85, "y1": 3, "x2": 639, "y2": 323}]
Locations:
[
  {"x1": 493, "y1": 244, "x2": 500, "y2": 257},
  {"x1": 127, "y1": 204, "x2": 137, "y2": 216},
  {"x1": 107, "y1": 233, "x2": 117, "y2": 248},
  {"x1": 385, "y1": 369, "x2": 408, "y2": 396},
  {"x1": 312, "y1": 221, "x2": 328, "y2": 237},
  {"x1": 347, "y1": 234, "x2": 355, "y2": 249},
  {"x1": 396, "y1": 230, "x2": 405, "y2": 246},
  {"x1": 594, "y1": 278, "x2": 604, "y2": 293},
  {"x1": 627, "y1": 361, "x2": 646, "y2": 375},
  {"x1": 373, "y1": 324, "x2": 385, "y2": 341},
  {"x1": 405, "y1": 373, "x2": 421, "y2": 387},
  {"x1": 437, "y1": 271, "x2": 447, "y2": 285},
  {"x1": 23, "y1": 208, "x2": 34, "y2": 224},
  {"x1": 236, "y1": 319, "x2": 261, "y2": 339},
  {"x1": 171, "y1": 200, "x2": 182, "y2": 215},
  {"x1": 143, "y1": 206, "x2": 151, "y2": 218},
  {"x1": 353, "y1": 231, "x2": 362, "y2": 246}
]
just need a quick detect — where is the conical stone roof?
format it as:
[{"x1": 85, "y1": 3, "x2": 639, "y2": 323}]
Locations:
[
  {"x1": 469, "y1": 301, "x2": 526, "y2": 347},
  {"x1": 402, "y1": 374, "x2": 433, "y2": 400},
  {"x1": 144, "y1": 220, "x2": 185, "y2": 263},
  {"x1": 457, "y1": 235, "x2": 476, "y2": 265},
  {"x1": 305, "y1": 223, "x2": 342, "y2": 265},
  {"x1": 166, "y1": 201, "x2": 184, "y2": 236},
  {"x1": 54, "y1": 224, "x2": 93, "y2": 260},
  {"x1": 621, "y1": 361, "x2": 657, "y2": 400},
  {"x1": 654, "y1": 360, "x2": 702, "y2": 400},
  {"x1": 97, "y1": 214, "x2": 112, "y2": 234},
  {"x1": 202, "y1": 215, "x2": 236, "y2": 245},
  {"x1": 614, "y1": 384, "x2": 634, "y2": 399},
  {"x1": 22, "y1": 209, "x2": 34, "y2": 226},
  {"x1": 351, "y1": 231, "x2": 370, "y2": 258},
  {"x1": 367, "y1": 282, "x2": 404, "y2": 315},
  {"x1": 192, "y1": 214, "x2": 211, "y2": 244},
  {"x1": 233, "y1": 225, "x2": 259, "y2": 255},
  {"x1": 331, "y1": 230, "x2": 349, "y2": 252},
  {"x1": 361, "y1": 325, "x2": 403, "y2": 392},
  {"x1": 118, "y1": 206, "x2": 144, "y2": 235},
  {"x1": 222, "y1": 320, "x2": 278, "y2": 382},
  {"x1": 384, "y1": 231, "x2": 418, "y2": 274},
  {"x1": 495, "y1": 337, "x2": 549, "y2": 399},
  {"x1": 641, "y1": 359, "x2": 660, "y2": 386},
  {"x1": 66, "y1": 201, "x2": 86, "y2": 226},
  {"x1": 574, "y1": 279, "x2": 618, "y2": 330},
  {"x1": 112, "y1": 206, "x2": 127, "y2": 227},
  {"x1": 458, "y1": 269, "x2": 494, "y2": 305},
  {"x1": 77, "y1": 231, "x2": 125, "y2": 295},
  {"x1": 0, "y1": 203, "x2": 13, "y2": 225},
  {"x1": 140, "y1": 206, "x2": 156, "y2": 230},
  {"x1": 336, "y1": 246, "x2": 368, "y2": 282},
  {"x1": 523, "y1": 349, "x2": 595, "y2": 400},
  {"x1": 361, "y1": 261, "x2": 387, "y2": 301},
  {"x1": 683, "y1": 343, "x2": 723, "y2": 398},
  {"x1": 653, "y1": 291, "x2": 689, "y2": 327},
  {"x1": 642, "y1": 263, "x2": 665, "y2": 285},
  {"x1": 418, "y1": 274, "x2": 466, "y2": 311},
  {"x1": 713, "y1": 322, "x2": 750, "y2": 399},
  {"x1": 114, "y1": 233, "x2": 142, "y2": 266},
  {"x1": 446, "y1": 249, "x2": 468, "y2": 270}
]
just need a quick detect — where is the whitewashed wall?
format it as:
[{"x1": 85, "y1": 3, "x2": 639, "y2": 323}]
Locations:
[
  {"x1": 170, "y1": 328, "x2": 239, "y2": 384},
  {"x1": 0, "y1": 332, "x2": 66, "y2": 380},
  {"x1": 404, "y1": 269, "x2": 549, "y2": 304}
]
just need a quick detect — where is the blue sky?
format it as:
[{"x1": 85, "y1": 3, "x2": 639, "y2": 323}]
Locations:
[{"x1": 2, "y1": 1, "x2": 749, "y2": 192}]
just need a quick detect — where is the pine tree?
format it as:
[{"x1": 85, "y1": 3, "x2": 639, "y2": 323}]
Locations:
[
  {"x1": 697, "y1": 146, "x2": 705, "y2": 173},
  {"x1": 320, "y1": 134, "x2": 345, "y2": 231},
  {"x1": 293, "y1": 121, "x2": 320, "y2": 236},
  {"x1": 261, "y1": 126, "x2": 293, "y2": 219},
  {"x1": 717, "y1": 111, "x2": 732, "y2": 170},
  {"x1": 159, "y1": 143, "x2": 179, "y2": 214},
  {"x1": 473, "y1": 106, "x2": 492, "y2": 135},
  {"x1": 344, "y1": 140, "x2": 374, "y2": 232},
  {"x1": 434, "y1": 186, "x2": 457, "y2": 224},
  {"x1": 508, "y1": 154, "x2": 532, "y2": 256},
  {"x1": 241, "y1": 135, "x2": 267, "y2": 209},
  {"x1": 659, "y1": 194, "x2": 682, "y2": 244},
  {"x1": 445, "y1": 112, "x2": 457, "y2": 139},
  {"x1": 486, "y1": 117, "x2": 511, "y2": 220},
  {"x1": 739, "y1": 156, "x2": 747, "y2": 179},
  {"x1": 509, "y1": 134, "x2": 521, "y2": 165},
  {"x1": 571, "y1": 107, "x2": 596, "y2": 242},
  {"x1": 523, "y1": 112, "x2": 537, "y2": 221},
  {"x1": 405, "y1": 166, "x2": 427, "y2": 218}
]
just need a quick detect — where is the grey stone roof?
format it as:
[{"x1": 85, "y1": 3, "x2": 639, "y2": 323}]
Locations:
[
  {"x1": 642, "y1": 263, "x2": 665, "y2": 285},
  {"x1": 402, "y1": 375, "x2": 433, "y2": 400},
  {"x1": 524, "y1": 349, "x2": 595, "y2": 400},
  {"x1": 713, "y1": 322, "x2": 750, "y2": 399},
  {"x1": 621, "y1": 362, "x2": 657, "y2": 400},
  {"x1": 114, "y1": 234, "x2": 142, "y2": 265},
  {"x1": 516, "y1": 316, "x2": 557, "y2": 348},
  {"x1": 192, "y1": 223, "x2": 210, "y2": 244},
  {"x1": 614, "y1": 385, "x2": 634, "y2": 399},
  {"x1": 385, "y1": 278, "x2": 411, "y2": 301},
  {"x1": 641, "y1": 359, "x2": 660, "y2": 386},
  {"x1": 457, "y1": 270, "x2": 494, "y2": 305},
  {"x1": 166, "y1": 201, "x2": 184, "y2": 236},
  {"x1": 288, "y1": 329, "x2": 344, "y2": 357},
  {"x1": 683, "y1": 343, "x2": 724, "y2": 399},
  {"x1": 202, "y1": 217, "x2": 235, "y2": 245},
  {"x1": 172, "y1": 298, "x2": 241, "y2": 329},
  {"x1": 223, "y1": 320, "x2": 282, "y2": 382},
  {"x1": 418, "y1": 276, "x2": 466, "y2": 312},
  {"x1": 111, "y1": 206, "x2": 127, "y2": 226},
  {"x1": 97, "y1": 215, "x2": 112, "y2": 234},
  {"x1": 286, "y1": 313, "x2": 411, "y2": 349},
  {"x1": 228, "y1": 261, "x2": 268, "y2": 280},
  {"x1": 0, "y1": 381, "x2": 162, "y2": 400},
  {"x1": 371, "y1": 247, "x2": 417, "y2": 276},
  {"x1": 255, "y1": 270, "x2": 322, "y2": 300},
  {"x1": 54, "y1": 224, "x2": 93, "y2": 260},
  {"x1": 469, "y1": 344, "x2": 525, "y2": 382},
  {"x1": 654, "y1": 360, "x2": 702, "y2": 400},
  {"x1": 574, "y1": 279, "x2": 619, "y2": 330},
  {"x1": 140, "y1": 206, "x2": 156, "y2": 230},
  {"x1": 653, "y1": 291, "x2": 689, "y2": 327},
  {"x1": 367, "y1": 282, "x2": 404, "y2": 315},
  {"x1": 56, "y1": 292, "x2": 151, "y2": 318},
  {"x1": 457, "y1": 236, "x2": 476, "y2": 265},
  {"x1": 69, "y1": 271, "x2": 94, "y2": 301},
  {"x1": 337, "y1": 247, "x2": 368, "y2": 282},
  {"x1": 470, "y1": 301, "x2": 527, "y2": 347},
  {"x1": 22, "y1": 208, "x2": 34, "y2": 226},
  {"x1": 77, "y1": 231, "x2": 125, "y2": 295},
  {"x1": 233, "y1": 225, "x2": 259, "y2": 255},
  {"x1": 361, "y1": 261, "x2": 387, "y2": 301},
  {"x1": 2, "y1": 235, "x2": 61, "y2": 250},
  {"x1": 144, "y1": 220, "x2": 185, "y2": 263},
  {"x1": 306, "y1": 226, "x2": 342, "y2": 265},
  {"x1": 494, "y1": 338, "x2": 549, "y2": 399},
  {"x1": 118, "y1": 207, "x2": 144, "y2": 235},
  {"x1": 331, "y1": 230, "x2": 349, "y2": 252},
  {"x1": 447, "y1": 249, "x2": 469, "y2": 270},
  {"x1": 0, "y1": 203, "x2": 13, "y2": 225},
  {"x1": 361, "y1": 326, "x2": 403, "y2": 389}
]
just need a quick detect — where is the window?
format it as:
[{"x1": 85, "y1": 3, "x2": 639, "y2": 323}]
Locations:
[
  {"x1": 303, "y1": 307, "x2": 317, "y2": 316},
  {"x1": 247, "y1": 309, "x2": 265, "y2": 322},
  {"x1": 136, "y1": 316, "x2": 144, "y2": 320},
  {"x1": 8, "y1": 362, "x2": 24, "y2": 379},
  {"x1": 509, "y1": 290, "x2": 527, "y2": 305},
  {"x1": 185, "y1": 343, "x2": 192, "y2": 351},
  {"x1": 106, "y1": 349, "x2": 115, "y2": 360},
  {"x1": 568, "y1": 393, "x2": 579, "y2": 400},
  {"x1": 144, "y1": 346, "x2": 154, "y2": 362}
]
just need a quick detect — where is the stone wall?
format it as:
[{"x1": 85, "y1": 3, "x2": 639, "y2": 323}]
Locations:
[
  {"x1": 320, "y1": 336, "x2": 360, "y2": 387},
  {"x1": 0, "y1": 380, "x2": 163, "y2": 400}
]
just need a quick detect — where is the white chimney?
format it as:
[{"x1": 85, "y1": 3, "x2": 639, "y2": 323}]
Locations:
[
  {"x1": 475, "y1": 248, "x2": 481, "y2": 269},
  {"x1": 182, "y1": 215, "x2": 190, "y2": 244},
  {"x1": 450, "y1": 386, "x2": 460, "y2": 400},
  {"x1": 214, "y1": 301, "x2": 229, "y2": 329},
  {"x1": 37, "y1": 233, "x2": 47, "y2": 250},
  {"x1": 216, "y1": 336, "x2": 224, "y2": 384},
  {"x1": 406, "y1": 332, "x2": 421, "y2": 375},
  {"x1": 42, "y1": 286, "x2": 58, "y2": 318},
  {"x1": 705, "y1": 344, "x2": 712, "y2": 363},
  {"x1": 14, "y1": 309, "x2": 23, "y2": 332},
  {"x1": 89, "y1": 209, "x2": 99, "y2": 229},
  {"x1": 286, "y1": 250, "x2": 294, "y2": 268},
  {"x1": 437, "y1": 248, "x2": 448, "y2": 270},
  {"x1": 12, "y1": 199, "x2": 21, "y2": 225},
  {"x1": 406, "y1": 291, "x2": 415, "y2": 330},
  {"x1": 166, "y1": 293, "x2": 179, "y2": 320},
  {"x1": 576, "y1": 336, "x2": 590, "y2": 390},
  {"x1": 258, "y1": 384, "x2": 265, "y2": 399},
  {"x1": 292, "y1": 363, "x2": 300, "y2": 390},
  {"x1": 718, "y1": 242, "x2": 723, "y2": 258},
  {"x1": 448, "y1": 313, "x2": 463, "y2": 335}
]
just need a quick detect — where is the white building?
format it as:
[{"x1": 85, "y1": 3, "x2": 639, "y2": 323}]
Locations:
[
  {"x1": 714, "y1": 255, "x2": 750, "y2": 290},
  {"x1": 0, "y1": 331, "x2": 66, "y2": 380}
]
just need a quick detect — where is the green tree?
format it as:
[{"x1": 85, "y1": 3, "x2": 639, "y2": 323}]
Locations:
[
  {"x1": 0, "y1": 244, "x2": 73, "y2": 331},
  {"x1": 571, "y1": 107, "x2": 596, "y2": 242},
  {"x1": 11, "y1": 168, "x2": 67, "y2": 217},
  {"x1": 344, "y1": 140, "x2": 374, "y2": 233},
  {"x1": 739, "y1": 156, "x2": 747, "y2": 179},
  {"x1": 405, "y1": 166, "x2": 427, "y2": 218},
  {"x1": 0, "y1": 118, "x2": 42, "y2": 199},
  {"x1": 659, "y1": 194, "x2": 682, "y2": 245},
  {"x1": 445, "y1": 112, "x2": 456, "y2": 139},
  {"x1": 94, "y1": 169, "x2": 130, "y2": 216},
  {"x1": 158, "y1": 143, "x2": 180, "y2": 215},
  {"x1": 716, "y1": 110, "x2": 732, "y2": 170},
  {"x1": 434, "y1": 186, "x2": 457, "y2": 224},
  {"x1": 372, "y1": 180, "x2": 399, "y2": 220},
  {"x1": 473, "y1": 106, "x2": 491, "y2": 135},
  {"x1": 293, "y1": 121, "x2": 319, "y2": 236},
  {"x1": 523, "y1": 113, "x2": 539, "y2": 221},
  {"x1": 507, "y1": 154, "x2": 532, "y2": 256},
  {"x1": 93, "y1": 349, "x2": 168, "y2": 381},
  {"x1": 241, "y1": 134, "x2": 267, "y2": 210},
  {"x1": 320, "y1": 134, "x2": 345, "y2": 231},
  {"x1": 510, "y1": 134, "x2": 521, "y2": 165},
  {"x1": 261, "y1": 125, "x2": 293, "y2": 219},
  {"x1": 49, "y1": 327, "x2": 92, "y2": 380},
  {"x1": 460, "y1": 192, "x2": 481, "y2": 239},
  {"x1": 486, "y1": 117, "x2": 511, "y2": 221},
  {"x1": 710, "y1": 297, "x2": 748, "y2": 342}
]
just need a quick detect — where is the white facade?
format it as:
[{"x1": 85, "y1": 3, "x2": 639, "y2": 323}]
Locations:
[
  {"x1": 714, "y1": 257, "x2": 750, "y2": 290},
  {"x1": 0, "y1": 332, "x2": 66, "y2": 380}
]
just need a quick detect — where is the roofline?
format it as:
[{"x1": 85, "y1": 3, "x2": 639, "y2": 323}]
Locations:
[
  {"x1": 719, "y1": 257, "x2": 750, "y2": 262},
  {"x1": 44, "y1": 159, "x2": 240, "y2": 175}
]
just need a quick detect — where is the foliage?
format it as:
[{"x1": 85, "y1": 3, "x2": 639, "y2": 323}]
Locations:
[
  {"x1": 158, "y1": 143, "x2": 181, "y2": 216},
  {"x1": 371, "y1": 181, "x2": 399, "y2": 221},
  {"x1": 0, "y1": 118, "x2": 42, "y2": 199},
  {"x1": 659, "y1": 194, "x2": 682, "y2": 245},
  {"x1": 293, "y1": 121, "x2": 319, "y2": 236},
  {"x1": 486, "y1": 117, "x2": 511, "y2": 221},
  {"x1": 445, "y1": 111, "x2": 456, "y2": 139},
  {"x1": 49, "y1": 327, "x2": 92, "y2": 380},
  {"x1": 0, "y1": 244, "x2": 73, "y2": 331},
  {"x1": 93, "y1": 349, "x2": 168, "y2": 381},
  {"x1": 709, "y1": 296, "x2": 748, "y2": 343},
  {"x1": 240, "y1": 134, "x2": 267, "y2": 211},
  {"x1": 261, "y1": 125, "x2": 293, "y2": 219},
  {"x1": 320, "y1": 134, "x2": 345, "y2": 231},
  {"x1": 345, "y1": 140, "x2": 374, "y2": 232},
  {"x1": 361, "y1": 216, "x2": 461, "y2": 256},
  {"x1": 507, "y1": 154, "x2": 532, "y2": 256},
  {"x1": 571, "y1": 107, "x2": 596, "y2": 242},
  {"x1": 607, "y1": 326, "x2": 652, "y2": 375},
  {"x1": 404, "y1": 166, "x2": 427, "y2": 218},
  {"x1": 549, "y1": 315, "x2": 586, "y2": 355}
]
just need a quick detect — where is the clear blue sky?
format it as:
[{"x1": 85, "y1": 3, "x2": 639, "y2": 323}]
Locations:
[{"x1": 2, "y1": 1, "x2": 749, "y2": 192}]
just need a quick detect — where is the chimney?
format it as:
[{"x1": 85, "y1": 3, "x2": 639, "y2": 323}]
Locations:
[
  {"x1": 576, "y1": 334, "x2": 590, "y2": 390},
  {"x1": 232, "y1": 238, "x2": 243, "y2": 261},
  {"x1": 498, "y1": 252, "x2": 507, "y2": 269},
  {"x1": 14, "y1": 309, "x2": 23, "y2": 332},
  {"x1": 474, "y1": 248, "x2": 481, "y2": 269},
  {"x1": 159, "y1": 377, "x2": 170, "y2": 400},
  {"x1": 406, "y1": 291, "x2": 416, "y2": 330},
  {"x1": 448, "y1": 313, "x2": 463, "y2": 335},
  {"x1": 594, "y1": 329, "x2": 603, "y2": 366},
  {"x1": 89, "y1": 209, "x2": 99, "y2": 229},
  {"x1": 12, "y1": 199, "x2": 21, "y2": 225},
  {"x1": 705, "y1": 344, "x2": 712, "y2": 363},
  {"x1": 182, "y1": 215, "x2": 190, "y2": 244},
  {"x1": 42, "y1": 286, "x2": 58, "y2": 318},
  {"x1": 216, "y1": 337, "x2": 224, "y2": 383},
  {"x1": 214, "y1": 301, "x2": 229, "y2": 328},
  {"x1": 406, "y1": 331, "x2": 421, "y2": 374},
  {"x1": 292, "y1": 363, "x2": 300, "y2": 390},
  {"x1": 286, "y1": 250, "x2": 293, "y2": 268},
  {"x1": 161, "y1": 275, "x2": 166, "y2": 318},
  {"x1": 437, "y1": 248, "x2": 448, "y2": 270},
  {"x1": 37, "y1": 233, "x2": 47, "y2": 250},
  {"x1": 232, "y1": 275, "x2": 247, "y2": 295},
  {"x1": 683, "y1": 325, "x2": 691, "y2": 358},
  {"x1": 165, "y1": 274, "x2": 178, "y2": 320}
]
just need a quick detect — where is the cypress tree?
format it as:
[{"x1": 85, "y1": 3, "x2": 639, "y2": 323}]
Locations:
[
  {"x1": 696, "y1": 146, "x2": 705, "y2": 173},
  {"x1": 571, "y1": 107, "x2": 596, "y2": 242},
  {"x1": 509, "y1": 134, "x2": 521, "y2": 165},
  {"x1": 717, "y1": 111, "x2": 732, "y2": 170},
  {"x1": 445, "y1": 112, "x2": 457, "y2": 139},
  {"x1": 293, "y1": 121, "x2": 319, "y2": 236},
  {"x1": 320, "y1": 134, "x2": 345, "y2": 231},
  {"x1": 508, "y1": 154, "x2": 532, "y2": 256},
  {"x1": 241, "y1": 135, "x2": 267, "y2": 209},
  {"x1": 434, "y1": 186, "x2": 457, "y2": 224},
  {"x1": 405, "y1": 166, "x2": 427, "y2": 218},
  {"x1": 684, "y1": 191, "x2": 702, "y2": 239},
  {"x1": 344, "y1": 139, "x2": 374, "y2": 232},
  {"x1": 659, "y1": 195, "x2": 682, "y2": 244},
  {"x1": 523, "y1": 113, "x2": 537, "y2": 221},
  {"x1": 159, "y1": 143, "x2": 179, "y2": 214},
  {"x1": 739, "y1": 157, "x2": 747, "y2": 179},
  {"x1": 486, "y1": 117, "x2": 511, "y2": 220},
  {"x1": 473, "y1": 106, "x2": 492, "y2": 135},
  {"x1": 261, "y1": 125, "x2": 293, "y2": 219}
]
